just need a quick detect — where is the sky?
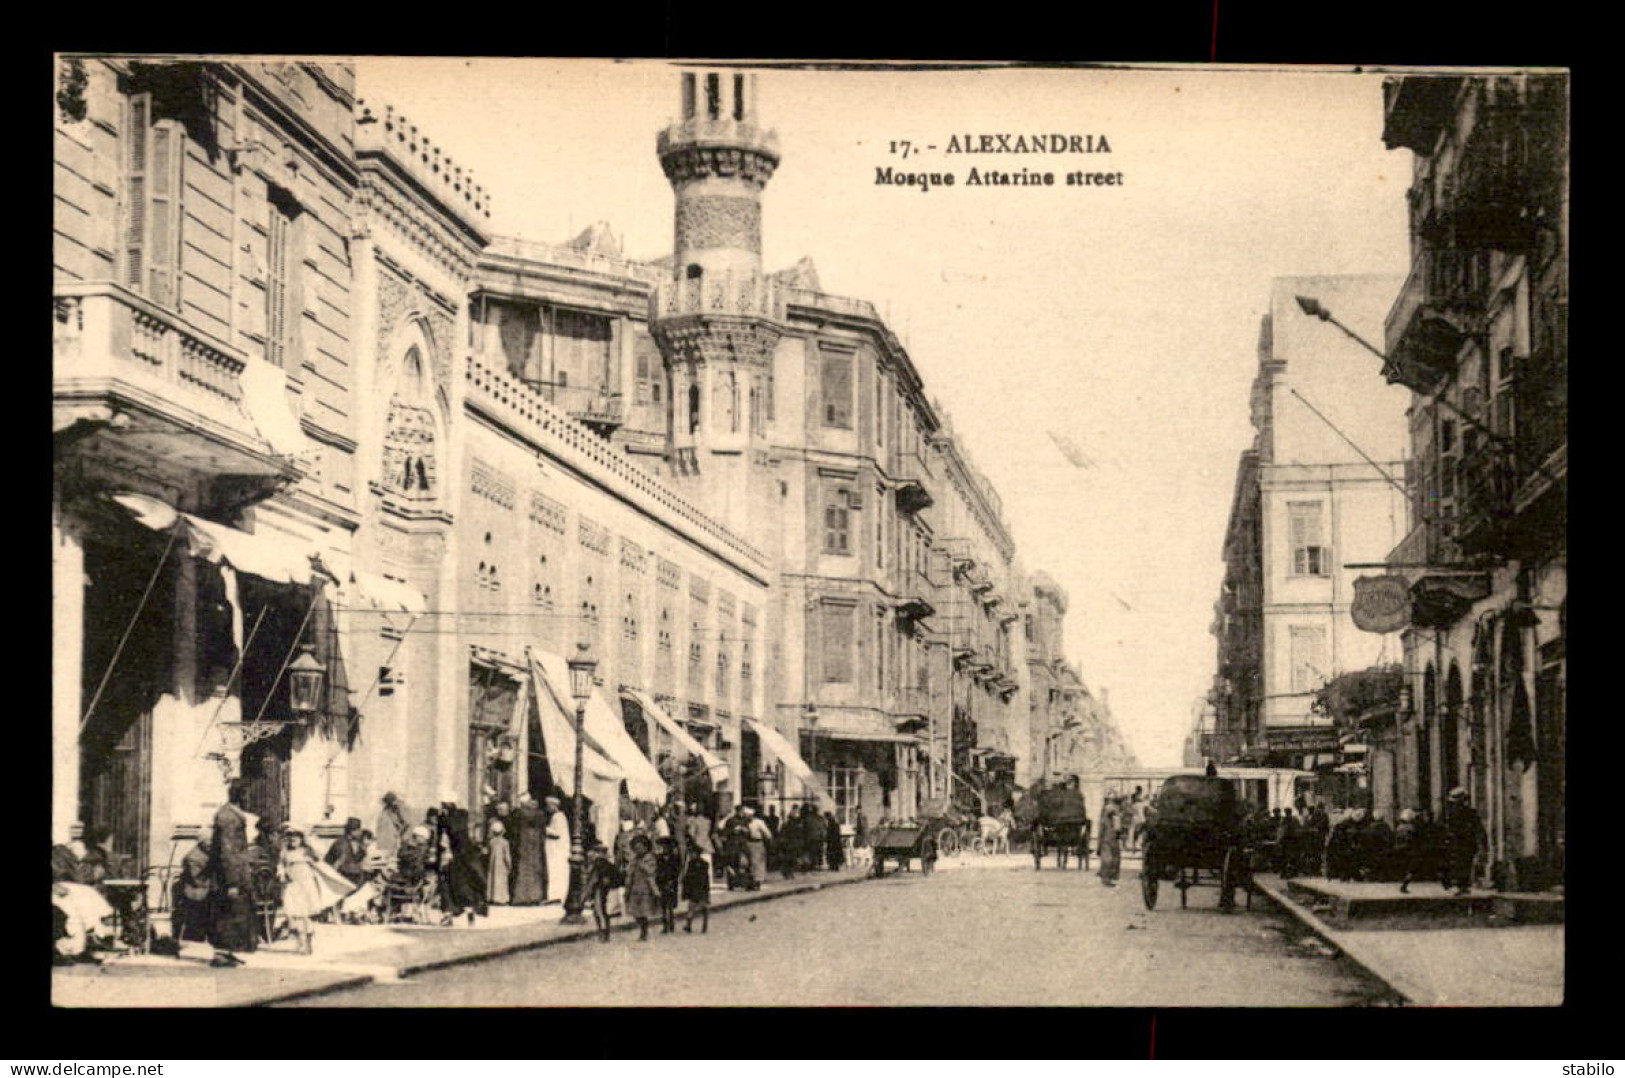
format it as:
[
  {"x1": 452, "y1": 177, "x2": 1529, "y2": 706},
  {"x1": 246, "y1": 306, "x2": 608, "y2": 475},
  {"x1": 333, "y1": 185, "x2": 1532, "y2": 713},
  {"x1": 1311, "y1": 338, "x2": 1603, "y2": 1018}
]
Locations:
[{"x1": 354, "y1": 58, "x2": 1414, "y2": 767}]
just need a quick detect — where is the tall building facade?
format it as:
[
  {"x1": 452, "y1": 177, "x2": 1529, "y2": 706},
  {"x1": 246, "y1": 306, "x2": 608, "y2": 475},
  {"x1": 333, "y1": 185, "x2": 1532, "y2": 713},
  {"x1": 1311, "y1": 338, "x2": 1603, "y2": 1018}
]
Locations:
[
  {"x1": 54, "y1": 59, "x2": 364, "y2": 869},
  {"x1": 1025, "y1": 572, "x2": 1138, "y2": 782},
  {"x1": 54, "y1": 59, "x2": 1125, "y2": 911},
  {"x1": 1210, "y1": 277, "x2": 1412, "y2": 778},
  {"x1": 1377, "y1": 72, "x2": 1567, "y2": 888}
]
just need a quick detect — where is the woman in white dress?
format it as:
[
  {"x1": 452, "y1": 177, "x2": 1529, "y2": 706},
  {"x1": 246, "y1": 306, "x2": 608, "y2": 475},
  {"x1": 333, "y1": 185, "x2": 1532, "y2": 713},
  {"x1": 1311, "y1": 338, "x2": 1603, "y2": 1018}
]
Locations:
[{"x1": 279, "y1": 828, "x2": 353, "y2": 954}]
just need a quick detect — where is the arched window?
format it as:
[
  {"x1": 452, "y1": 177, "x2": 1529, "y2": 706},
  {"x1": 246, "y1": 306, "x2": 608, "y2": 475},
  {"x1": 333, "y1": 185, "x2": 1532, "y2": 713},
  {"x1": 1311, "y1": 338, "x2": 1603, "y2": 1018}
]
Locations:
[{"x1": 383, "y1": 344, "x2": 439, "y2": 498}]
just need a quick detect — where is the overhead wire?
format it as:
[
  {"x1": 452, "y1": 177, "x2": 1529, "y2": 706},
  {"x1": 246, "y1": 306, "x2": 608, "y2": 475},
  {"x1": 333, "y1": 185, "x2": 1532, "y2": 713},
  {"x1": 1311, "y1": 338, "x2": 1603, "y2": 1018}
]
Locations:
[{"x1": 79, "y1": 520, "x2": 182, "y2": 736}]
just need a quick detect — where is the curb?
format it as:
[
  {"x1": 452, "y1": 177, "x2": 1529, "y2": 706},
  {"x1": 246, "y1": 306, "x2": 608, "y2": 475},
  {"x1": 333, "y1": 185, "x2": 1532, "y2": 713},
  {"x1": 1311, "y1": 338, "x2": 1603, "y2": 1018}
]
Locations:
[
  {"x1": 254, "y1": 870, "x2": 876, "y2": 1006},
  {"x1": 1249, "y1": 875, "x2": 1426, "y2": 1006}
]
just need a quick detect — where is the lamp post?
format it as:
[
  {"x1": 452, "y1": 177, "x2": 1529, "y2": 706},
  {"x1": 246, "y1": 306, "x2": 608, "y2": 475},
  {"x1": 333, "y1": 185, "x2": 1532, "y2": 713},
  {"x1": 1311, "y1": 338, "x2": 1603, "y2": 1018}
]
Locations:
[
  {"x1": 560, "y1": 641, "x2": 598, "y2": 925},
  {"x1": 803, "y1": 701, "x2": 818, "y2": 811}
]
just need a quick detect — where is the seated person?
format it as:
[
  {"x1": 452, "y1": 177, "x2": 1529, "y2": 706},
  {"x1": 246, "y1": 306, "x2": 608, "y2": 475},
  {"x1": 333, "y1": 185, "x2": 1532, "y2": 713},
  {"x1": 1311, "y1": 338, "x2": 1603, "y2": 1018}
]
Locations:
[{"x1": 51, "y1": 843, "x2": 116, "y2": 965}]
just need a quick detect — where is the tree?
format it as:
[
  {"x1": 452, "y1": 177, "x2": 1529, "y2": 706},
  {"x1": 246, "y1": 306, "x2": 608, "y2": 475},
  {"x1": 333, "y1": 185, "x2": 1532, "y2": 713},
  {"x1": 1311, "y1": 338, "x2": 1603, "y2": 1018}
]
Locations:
[{"x1": 1312, "y1": 664, "x2": 1405, "y2": 727}]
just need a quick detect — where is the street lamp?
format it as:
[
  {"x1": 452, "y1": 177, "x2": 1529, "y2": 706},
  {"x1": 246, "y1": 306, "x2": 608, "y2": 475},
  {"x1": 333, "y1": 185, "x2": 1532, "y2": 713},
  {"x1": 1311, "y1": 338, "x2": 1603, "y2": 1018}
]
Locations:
[
  {"x1": 560, "y1": 641, "x2": 598, "y2": 926},
  {"x1": 287, "y1": 644, "x2": 327, "y2": 716}
]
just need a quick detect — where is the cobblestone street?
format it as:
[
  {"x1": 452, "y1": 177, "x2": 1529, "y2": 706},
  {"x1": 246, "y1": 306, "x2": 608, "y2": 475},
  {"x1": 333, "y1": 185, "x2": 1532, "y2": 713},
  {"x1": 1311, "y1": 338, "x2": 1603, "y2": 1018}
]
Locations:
[{"x1": 286, "y1": 856, "x2": 1399, "y2": 1007}]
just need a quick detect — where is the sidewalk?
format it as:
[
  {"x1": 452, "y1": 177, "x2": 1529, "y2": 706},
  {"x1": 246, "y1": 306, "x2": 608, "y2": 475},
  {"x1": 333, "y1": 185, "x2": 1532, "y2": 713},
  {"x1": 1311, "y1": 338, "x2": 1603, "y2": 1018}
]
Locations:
[
  {"x1": 1252, "y1": 873, "x2": 1565, "y2": 1007},
  {"x1": 52, "y1": 863, "x2": 875, "y2": 1008}
]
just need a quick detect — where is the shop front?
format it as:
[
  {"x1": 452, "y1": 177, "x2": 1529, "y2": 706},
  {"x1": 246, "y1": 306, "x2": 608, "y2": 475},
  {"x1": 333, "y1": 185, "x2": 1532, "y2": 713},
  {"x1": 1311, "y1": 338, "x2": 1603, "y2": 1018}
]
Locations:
[
  {"x1": 742, "y1": 717, "x2": 834, "y2": 817},
  {"x1": 620, "y1": 689, "x2": 730, "y2": 817},
  {"x1": 61, "y1": 491, "x2": 361, "y2": 910}
]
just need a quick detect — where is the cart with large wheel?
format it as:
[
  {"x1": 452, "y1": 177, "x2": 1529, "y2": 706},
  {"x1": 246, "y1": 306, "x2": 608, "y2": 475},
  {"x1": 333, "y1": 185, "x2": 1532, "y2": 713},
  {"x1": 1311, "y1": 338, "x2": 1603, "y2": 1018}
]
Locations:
[
  {"x1": 1139, "y1": 774, "x2": 1255, "y2": 912},
  {"x1": 1030, "y1": 786, "x2": 1091, "y2": 871},
  {"x1": 870, "y1": 823, "x2": 940, "y2": 877}
]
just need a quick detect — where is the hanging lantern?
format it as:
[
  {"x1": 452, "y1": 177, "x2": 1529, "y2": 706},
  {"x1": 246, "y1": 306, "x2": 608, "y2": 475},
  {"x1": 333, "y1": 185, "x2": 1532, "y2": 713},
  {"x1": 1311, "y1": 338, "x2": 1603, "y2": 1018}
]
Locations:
[
  {"x1": 287, "y1": 644, "x2": 328, "y2": 716},
  {"x1": 567, "y1": 641, "x2": 598, "y2": 704}
]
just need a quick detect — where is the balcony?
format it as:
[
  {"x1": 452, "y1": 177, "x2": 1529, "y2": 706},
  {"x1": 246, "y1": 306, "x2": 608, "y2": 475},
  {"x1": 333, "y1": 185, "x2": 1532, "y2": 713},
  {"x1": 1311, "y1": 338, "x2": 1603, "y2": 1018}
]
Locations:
[
  {"x1": 657, "y1": 116, "x2": 780, "y2": 165},
  {"x1": 53, "y1": 282, "x2": 302, "y2": 491},
  {"x1": 1381, "y1": 76, "x2": 1463, "y2": 154},
  {"x1": 892, "y1": 686, "x2": 935, "y2": 723},
  {"x1": 651, "y1": 269, "x2": 786, "y2": 324},
  {"x1": 1456, "y1": 445, "x2": 1517, "y2": 558},
  {"x1": 895, "y1": 568, "x2": 937, "y2": 624},
  {"x1": 1383, "y1": 248, "x2": 1489, "y2": 391},
  {"x1": 1448, "y1": 79, "x2": 1563, "y2": 253},
  {"x1": 894, "y1": 448, "x2": 934, "y2": 514},
  {"x1": 548, "y1": 384, "x2": 624, "y2": 438},
  {"x1": 941, "y1": 536, "x2": 975, "y2": 574}
]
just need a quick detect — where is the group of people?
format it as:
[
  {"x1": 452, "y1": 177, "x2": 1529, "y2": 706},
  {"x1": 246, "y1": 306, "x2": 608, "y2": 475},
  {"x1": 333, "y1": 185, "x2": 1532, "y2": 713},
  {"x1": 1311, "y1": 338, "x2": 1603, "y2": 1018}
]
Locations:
[
  {"x1": 97, "y1": 781, "x2": 585, "y2": 968},
  {"x1": 1318, "y1": 789, "x2": 1486, "y2": 893},
  {"x1": 713, "y1": 803, "x2": 850, "y2": 892},
  {"x1": 1245, "y1": 787, "x2": 1487, "y2": 894}
]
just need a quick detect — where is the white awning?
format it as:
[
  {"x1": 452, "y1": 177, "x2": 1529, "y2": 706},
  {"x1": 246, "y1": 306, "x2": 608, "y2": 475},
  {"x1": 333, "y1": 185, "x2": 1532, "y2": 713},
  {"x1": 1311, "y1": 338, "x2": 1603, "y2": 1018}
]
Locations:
[
  {"x1": 349, "y1": 568, "x2": 429, "y2": 615},
  {"x1": 239, "y1": 357, "x2": 308, "y2": 458},
  {"x1": 621, "y1": 689, "x2": 729, "y2": 785},
  {"x1": 526, "y1": 653, "x2": 624, "y2": 797},
  {"x1": 533, "y1": 650, "x2": 667, "y2": 804},
  {"x1": 112, "y1": 492, "x2": 316, "y2": 585},
  {"x1": 311, "y1": 551, "x2": 429, "y2": 617},
  {"x1": 744, "y1": 717, "x2": 836, "y2": 812}
]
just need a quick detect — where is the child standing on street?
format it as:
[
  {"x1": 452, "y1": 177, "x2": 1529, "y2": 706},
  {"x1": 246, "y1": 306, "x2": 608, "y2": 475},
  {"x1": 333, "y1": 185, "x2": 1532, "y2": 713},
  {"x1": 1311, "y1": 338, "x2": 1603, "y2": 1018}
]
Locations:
[
  {"x1": 654, "y1": 835, "x2": 681, "y2": 935},
  {"x1": 681, "y1": 840, "x2": 711, "y2": 934},
  {"x1": 584, "y1": 843, "x2": 623, "y2": 942},
  {"x1": 624, "y1": 833, "x2": 661, "y2": 942}
]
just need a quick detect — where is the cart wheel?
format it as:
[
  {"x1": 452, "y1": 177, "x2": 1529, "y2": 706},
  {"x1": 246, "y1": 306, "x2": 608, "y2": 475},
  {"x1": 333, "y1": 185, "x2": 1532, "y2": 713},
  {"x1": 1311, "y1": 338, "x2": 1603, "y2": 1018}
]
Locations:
[
  {"x1": 966, "y1": 835, "x2": 986, "y2": 857},
  {"x1": 937, "y1": 828, "x2": 960, "y2": 858}
]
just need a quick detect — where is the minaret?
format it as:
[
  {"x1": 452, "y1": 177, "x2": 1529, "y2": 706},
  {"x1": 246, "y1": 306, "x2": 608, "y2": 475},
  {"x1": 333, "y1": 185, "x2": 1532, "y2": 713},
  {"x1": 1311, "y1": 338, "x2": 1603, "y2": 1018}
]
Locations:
[{"x1": 650, "y1": 69, "x2": 785, "y2": 545}]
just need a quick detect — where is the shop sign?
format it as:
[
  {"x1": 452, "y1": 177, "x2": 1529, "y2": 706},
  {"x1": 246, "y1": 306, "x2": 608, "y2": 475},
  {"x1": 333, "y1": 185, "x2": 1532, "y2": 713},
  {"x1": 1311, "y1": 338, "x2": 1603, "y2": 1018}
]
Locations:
[
  {"x1": 1265, "y1": 726, "x2": 1343, "y2": 753},
  {"x1": 1352, "y1": 575, "x2": 1411, "y2": 633}
]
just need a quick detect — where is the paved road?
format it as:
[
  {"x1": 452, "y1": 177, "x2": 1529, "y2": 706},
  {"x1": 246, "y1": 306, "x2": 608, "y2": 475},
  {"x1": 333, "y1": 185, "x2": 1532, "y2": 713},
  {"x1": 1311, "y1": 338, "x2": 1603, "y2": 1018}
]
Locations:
[{"x1": 285, "y1": 855, "x2": 1399, "y2": 1007}]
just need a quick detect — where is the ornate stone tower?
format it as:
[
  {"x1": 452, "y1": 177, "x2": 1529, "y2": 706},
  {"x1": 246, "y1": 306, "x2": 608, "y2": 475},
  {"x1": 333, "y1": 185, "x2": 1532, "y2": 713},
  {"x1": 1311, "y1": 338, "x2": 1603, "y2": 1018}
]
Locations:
[{"x1": 650, "y1": 69, "x2": 785, "y2": 544}]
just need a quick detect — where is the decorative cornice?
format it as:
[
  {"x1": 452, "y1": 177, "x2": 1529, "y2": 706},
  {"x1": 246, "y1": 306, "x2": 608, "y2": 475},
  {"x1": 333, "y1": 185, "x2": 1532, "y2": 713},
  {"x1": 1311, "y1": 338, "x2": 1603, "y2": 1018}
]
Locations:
[{"x1": 360, "y1": 175, "x2": 480, "y2": 285}]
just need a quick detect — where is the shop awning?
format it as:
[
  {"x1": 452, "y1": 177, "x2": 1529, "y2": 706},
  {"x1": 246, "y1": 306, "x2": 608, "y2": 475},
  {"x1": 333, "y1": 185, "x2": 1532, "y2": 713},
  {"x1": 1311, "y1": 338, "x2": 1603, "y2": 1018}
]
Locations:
[
  {"x1": 311, "y1": 550, "x2": 429, "y2": 616},
  {"x1": 525, "y1": 653, "x2": 624, "y2": 797},
  {"x1": 621, "y1": 689, "x2": 729, "y2": 785},
  {"x1": 112, "y1": 492, "x2": 316, "y2": 585},
  {"x1": 808, "y1": 707, "x2": 922, "y2": 744},
  {"x1": 744, "y1": 717, "x2": 836, "y2": 812},
  {"x1": 239, "y1": 356, "x2": 308, "y2": 458},
  {"x1": 532, "y1": 650, "x2": 667, "y2": 804}
]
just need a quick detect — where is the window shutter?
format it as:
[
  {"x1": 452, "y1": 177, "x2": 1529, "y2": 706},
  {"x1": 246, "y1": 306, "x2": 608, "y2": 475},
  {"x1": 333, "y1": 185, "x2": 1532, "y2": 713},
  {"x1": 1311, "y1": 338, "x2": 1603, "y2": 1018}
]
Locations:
[
  {"x1": 122, "y1": 93, "x2": 151, "y2": 292},
  {"x1": 847, "y1": 488, "x2": 864, "y2": 510},
  {"x1": 147, "y1": 120, "x2": 182, "y2": 309},
  {"x1": 266, "y1": 204, "x2": 286, "y2": 367}
]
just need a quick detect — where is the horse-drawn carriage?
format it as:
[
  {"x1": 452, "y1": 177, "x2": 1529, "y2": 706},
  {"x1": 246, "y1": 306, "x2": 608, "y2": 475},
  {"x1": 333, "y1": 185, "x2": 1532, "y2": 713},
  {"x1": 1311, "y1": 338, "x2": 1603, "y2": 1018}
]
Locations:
[
  {"x1": 1140, "y1": 774, "x2": 1254, "y2": 911},
  {"x1": 1021, "y1": 785, "x2": 1092, "y2": 871}
]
